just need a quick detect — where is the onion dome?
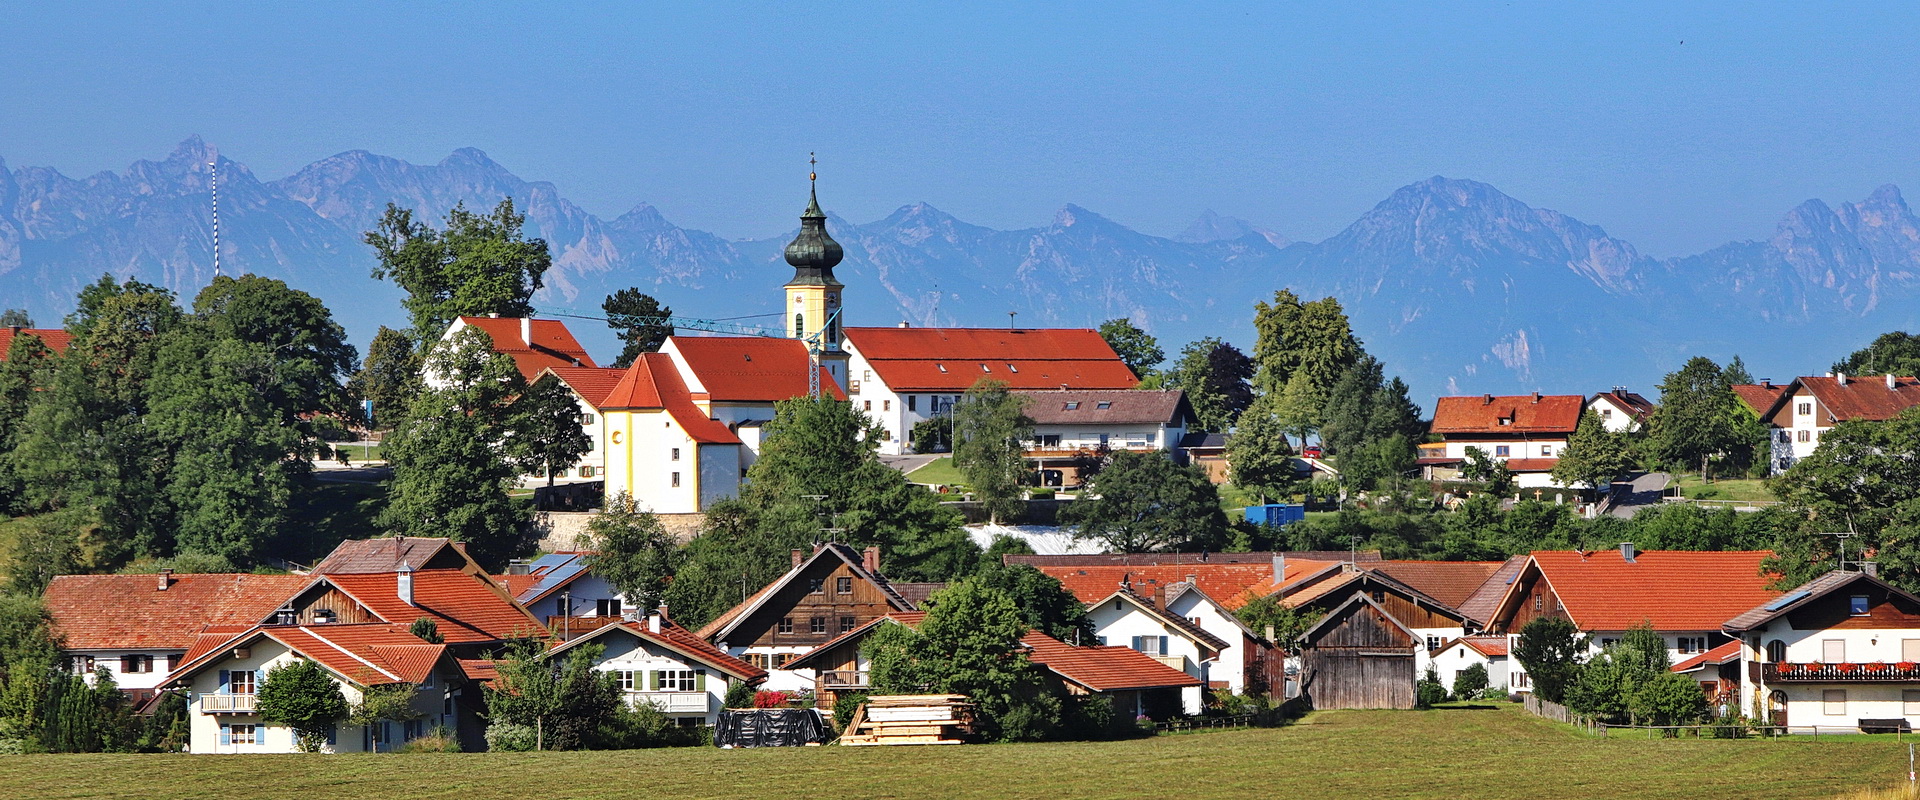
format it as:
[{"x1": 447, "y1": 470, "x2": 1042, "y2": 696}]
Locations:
[{"x1": 783, "y1": 174, "x2": 844, "y2": 286}]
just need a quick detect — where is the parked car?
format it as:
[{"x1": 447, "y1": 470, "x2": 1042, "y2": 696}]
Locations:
[{"x1": 1301, "y1": 444, "x2": 1323, "y2": 458}]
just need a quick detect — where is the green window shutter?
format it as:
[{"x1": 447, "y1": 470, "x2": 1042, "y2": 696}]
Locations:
[
  {"x1": 649, "y1": 671, "x2": 660, "y2": 690},
  {"x1": 695, "y1": 669, "x2": 707, "y2": 692}
]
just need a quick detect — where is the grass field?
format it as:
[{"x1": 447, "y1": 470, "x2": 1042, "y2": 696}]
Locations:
[
  {"x1": 906, "y1": 456, "x2": 969, "y2": 487},
  {"x1": 1670, "y1": 474, "x2": 1778, "y2": 503},
  {"x1": 3, "y1": 704, "x2": 1910, "y2": 800}
]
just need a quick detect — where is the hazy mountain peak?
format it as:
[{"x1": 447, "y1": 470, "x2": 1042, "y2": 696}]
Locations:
[
  {"x1": 168, "y1": 135, "x2": 216, "y2": 164},
  {"x1": 440, "y1": 147, "x2": 498, "y2": 168}
]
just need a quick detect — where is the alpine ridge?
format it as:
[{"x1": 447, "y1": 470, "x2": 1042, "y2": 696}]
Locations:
[{"x1": 4, "y1": 139, "x2": 1919, "y2": 404}]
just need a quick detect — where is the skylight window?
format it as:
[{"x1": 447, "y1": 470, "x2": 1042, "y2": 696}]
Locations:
[
  {"x1": 1007, "y1": 363, "x2": 1019, "y2": 373},
  {"x1": 1064, "y1": 402, "x2": 1080, "y2": 410},
  {"x1": 980, "y1": 363, "x2": 991, "y2": 372},
  {"x1": 1097, "y1": 401, "x2": 1112, "y2": 410},
  {"x1": 936, "y1": 363, "x2": 947, "y2": 373}
]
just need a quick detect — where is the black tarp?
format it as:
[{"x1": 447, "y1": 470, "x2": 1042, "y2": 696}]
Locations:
[{"x1": 713, "y1": 708, "x2": 830, "y2": 747}]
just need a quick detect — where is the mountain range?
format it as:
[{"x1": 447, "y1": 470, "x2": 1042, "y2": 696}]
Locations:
[{"x1": 5, "y1": 137, "x2": 1920, "y2": 406}]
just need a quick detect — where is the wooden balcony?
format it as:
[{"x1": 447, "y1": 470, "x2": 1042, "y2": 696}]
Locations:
[
  {"x1": 820, "y1": 670, "x2": 870, "y2": 689},
  {"x1": 200, "y1": 693, "x2": 257, "y2": 713},
  {"x1": 624, "y1": 690, "x2": 709, "y2": 714},
  {"x1": 1764, "y1": 663, "x2": 1920, "y2": 683},
  {"x1": 1151, "y1": 655, "x2": 1188, "y2": 672}
]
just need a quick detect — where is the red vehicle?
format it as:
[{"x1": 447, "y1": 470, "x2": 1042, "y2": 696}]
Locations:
[{"x1": 1301, "y1": 444, "x2": 1323, "y2": 458}]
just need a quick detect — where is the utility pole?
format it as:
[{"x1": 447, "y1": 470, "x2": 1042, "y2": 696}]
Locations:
[{"x1": 209, "y1": 160, "x2": 221, "y2": 278}]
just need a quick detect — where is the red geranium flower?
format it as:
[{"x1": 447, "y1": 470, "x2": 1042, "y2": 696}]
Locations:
[
  {"x1": 1865, "y1": 662, "x2": 1890, "y2": 673},
  {"x1": 1836, "y1": 663, "x2": 1859, "y2": 674},
  {"x1": 1899, "y1": 661, "x2": 1918, "y2": 671}
]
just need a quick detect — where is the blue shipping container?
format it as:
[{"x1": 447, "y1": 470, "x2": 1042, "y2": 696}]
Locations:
[{"x1": 1243, "y1": 503, "x2": 1305, "y2": 527}]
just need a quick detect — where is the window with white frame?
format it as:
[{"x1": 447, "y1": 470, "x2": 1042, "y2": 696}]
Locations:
[
  {"x1": 1797, "y1": 430, "x2": 1811, "y2": 443},
  {"x1": 655, "y1": 669, "x2": 696, "y2": 692},
  {"x1": 1541, "y1": 445, "x2": 1553, "y2": 457},
  {"x1": 221, "y1": 723, "x2": 257, "y2": 745},
  {"x1": 71, "y1": 655, "x2": 95, "y2": 674},
  {"x1": 1823, "y1": 689, "x2": 1847, "y2": 715},
  {"x1": 614, "y1": 670, "x2": 636, "y2": 691},
  {"x1": 1495, "y1": 445, "x2": 1510, "y2": 457},
  {"x1": 1131, "y1": 636, "x2": 1169, "y2": 656},
  {"x1": 1797, "y1": 402, "x2": 1812, "y2": 415},
  {"x1": 228, "y1": 669, "x2": 257, "y2": 695}
]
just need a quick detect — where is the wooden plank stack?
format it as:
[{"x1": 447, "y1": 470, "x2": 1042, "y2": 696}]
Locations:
[{"x1": 839, "y1": 694, "x2": 976, "y2": 746}]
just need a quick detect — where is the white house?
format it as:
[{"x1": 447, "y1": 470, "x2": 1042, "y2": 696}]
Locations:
[
  {"x1": 164, "y1": 623, "x2": 468, "y2": 754},
  {"x1": 545, "y1": 612, "x2": 767, "y2": 727},
  {"x1": 1723, "y1": 570, "x2": 1920, "y2": 731},
  {"x1": 1084, "y1": 587, "x2": 1228, "y2": 714},
  {"x1": 1586, "y1": 389, "x2": 1655, "y2": 433},
  {"x1": 1426, "y1": 393, "x2": 1584, "y2": 489},
  {"x1": 428, "y1": 316, "x2": 606, "y2": 487},
  {"x1": 44, "y1": 571, "x2": 306, "y2": 692},
  {"x1": 535, "y1": 366, "x2": 626, "y2": 485},
  {"x1": 1432, "y1": 636, "x2": 1511, "y2": 695},
  {"x1": 1017, "y1": 389, "x2": 1196, "y2": 486},
  {"x1": 840, "y1": 326, "x2": 1140, "y2": 455},
  {"x1": 498, "y1": 551, "x2": 630, "y2": 627},
  {"x1": 1759, "y1": 373, "x2": 1920, "y2": 474}
]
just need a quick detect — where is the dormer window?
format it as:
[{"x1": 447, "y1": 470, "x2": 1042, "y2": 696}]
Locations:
[{"x1": 1497, "y1": 417, "x2": 1513, "y2": 426}]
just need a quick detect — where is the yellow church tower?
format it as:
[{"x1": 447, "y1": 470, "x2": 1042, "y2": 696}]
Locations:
[{"x1": 781, "y1": 163, "x2": 850, "y2": 388}]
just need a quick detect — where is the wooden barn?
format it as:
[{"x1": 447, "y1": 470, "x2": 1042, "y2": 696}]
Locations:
[{"x1": 1298, "y1": 594, "x2": 1418, "y2": 710}]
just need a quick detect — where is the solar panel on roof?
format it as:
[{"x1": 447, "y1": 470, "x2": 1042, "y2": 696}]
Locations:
[{"x1": 1762, "y1": 590, "x2": 1810, "y2": 612}]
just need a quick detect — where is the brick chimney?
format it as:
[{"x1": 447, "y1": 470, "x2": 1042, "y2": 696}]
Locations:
[
  {"x1": 1482, "y1": 394, "x2": 1493, "y2": 405},
  {"x1": 863, "y1": 546, "x2": 880, "y2": 575},
  {"x1": 1152, "y1": 583, "x2": 1167, "y2": 609},
  {"x1": 791, "y1": 548, "x2": 805, "y2": 568},
  {"x1": 1532, "y1": 392, "x2": 1541, "y2": 403},
  {"x1": 156, "y1": 569, "x2": 173, "y2": 591}
]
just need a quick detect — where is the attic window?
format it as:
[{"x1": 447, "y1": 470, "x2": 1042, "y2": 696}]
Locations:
[
  {"x1": 1007, "y1": 364, "x2": 1019, "y2": 373},
  {"x1": 1096, "y1": 401, "x2": 1112, "y2": 410},
  {"x1": 1064, "y1": 402, "x2": 1080, "y2": 410},
  {"x1": 1851, "y1": 595, "x2": 1870, "y2": 616},
  {"x1": 936, "y1": 364, "x2": 947, "y2": 373},
  {"x1": 1498, "y1": 417, "x2": 1513, "y2": 426},
  {"x1": 980, "y1": 364, "x2": 991, "y2": 373}
]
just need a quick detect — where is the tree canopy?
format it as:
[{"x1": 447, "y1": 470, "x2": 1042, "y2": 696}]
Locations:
[
  {"x1": 366, "y1": 199, "x2": 551, "y2": 341},
  {"x1": 602, "y1": 289, "x2": 674, "y2": 369},
  {"x1": 1648, "y1": 356, "x2": 1758, "y2": 480},
  {"x1": 1552, "y1": 410, "x2": 1634, "y2": 493},
  {"x1": 1165, "y1": 338, "x2": 1253, "y2": 432},
  {"x1": 1063, "y1": 451, "x2": 1228, "y2": 552},
  {"x1": 581, "y1": 493, "x2": 682, "y2": 611},
  {"x1": 951, "y1": 379, "x2": 1034, "y2": 524},
  {"x1": 1833, "y1": 331, "x2": 1920, "y2": 380},
  {"x1": 1096, "y1": 318, "x2": 1164, "y2": 380}
]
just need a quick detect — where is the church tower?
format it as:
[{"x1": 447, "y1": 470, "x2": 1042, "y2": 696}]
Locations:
[{"x1": 782, "y1": 162, "x2": 850, "y2": 387}]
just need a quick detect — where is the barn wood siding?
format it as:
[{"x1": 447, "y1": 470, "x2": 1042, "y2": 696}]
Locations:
[
  {"x1": 1302, "y1": 601, "x2": 1417, "y2": 710},
  {"x1": 738, "y1": 562, "x2": 900, "y2": 649}
]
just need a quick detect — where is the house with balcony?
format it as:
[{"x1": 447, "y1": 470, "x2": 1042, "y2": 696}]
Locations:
[
  {"x1": 840, "y1": 326, "x2": 1140, "y2": 455},
  {"x1": 44, "y1": 571, "x2": 306, "y2": 695},
  {"x1": 1081, "y1": 585, "x2": 1228, "y2": 713},
  {"x1": 287, "y1": 537, "x2": 548, "y2": 659},
  {"x1": 1017, "y1": 389, "x2": 1196, "y2": 487},
  {"x1": 1485, "y1": 545, "x2": 1781, "y2": 694},
  {"x1": 1722, "y1": 569, "x2": 1920, "y2": 731},
  {"x1": 545, "y1": 610, "x2": 767, "y2": 727},
  {"x1": 496, "y1": 551, "x2": 630, "y2": 636},
  {"x1": 695, "y1": 544, "x2": 937, "y2": 693},
  {"x1": 1758, "y1": 373, "x2": 1920, "y2": 474},
  {"x1": 164, "y1": 622, "x2": 475, "y2": 753},
  {"x1": 1425, "y1": 393, "x2": 1584, "y2": 488}
]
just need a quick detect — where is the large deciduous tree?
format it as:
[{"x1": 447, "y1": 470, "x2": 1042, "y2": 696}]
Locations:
[
  {"x1": 1513, "y1": 616, "x2": 1586, "y2": 704},
  {"x1": 602, "y1": 289, "x2": 674, "y2": 369},
  {"x1": 1064, "y1": 450, "x2": 1228, "y2": 552},
  {"x1": 951, "y1": 379, "x2": 1034, "y2": 524},
  {"x1": 1096, "y1": 318, "x2": 1163, "y2": 380},
  {"x1": 1227, "y1": 394, "x2": 1300, "y2": 503},
  {"x1": 1552, "y1": 410, "x2": 1634, "y2": 494},
  {"x1": 366, "y1": 199, "x2": 551, "y2": 342},
  {"x1": 1252, "y1": 290, "x2": 1360, "y2": 399},
  {"x1": 580, "y1": 493, "x2": 682, "y2": 611},
  {"x1": 1648, "y1": 356, "x2": 1753, "y2": 481},
  {"x1": 1833, "y1": 331, "x2": 1920, "y2": 380},
  {"x1": 257, "y1": 659, "x2": 350, "y2": 753},
  {"x1": 1165, "y1": 338, "x2": 1253, "y2": 432},
  {"x1": 863, "y1": 579, "x2": 1053, "y2": 742},
  {"x1": 513, "y1": 374, "x2": 591, "y2": 487},
  {"x1": 1768, "y1": 406, "x2": 1920, "y2": 591},
  {"x1": 348, "y1": 326, "x2": 420, "y2": 431}
]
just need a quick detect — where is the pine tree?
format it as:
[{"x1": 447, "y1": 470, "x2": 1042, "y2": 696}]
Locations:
[{"x1": 602, "y1": 289, "x2": 674, "y2": 369}]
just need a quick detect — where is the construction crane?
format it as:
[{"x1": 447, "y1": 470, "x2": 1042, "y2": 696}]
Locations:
[{"x1": 590, "y1": 308, "x2": 843, "y2": 399}]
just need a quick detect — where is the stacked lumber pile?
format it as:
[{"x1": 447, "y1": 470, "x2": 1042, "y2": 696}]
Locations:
[{"x1": 839, "y1": 694, "x2": 976, "y2": 745}]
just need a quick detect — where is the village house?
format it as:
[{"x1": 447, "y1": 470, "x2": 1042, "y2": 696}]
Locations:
[
  {"x1": 1276, "y1": 566, "x2": 1475, "y2": 680},
  {"x1": 840, "y1": 325, "x2": 1140, "y2": 456},
  {"x1": 695, "y1": 544, "x2": 939, "y2": 693},
  {"x1": 1421, "y1": 393, "x2": 1584, "y2": 488},
  {"x1": 0, "y1": 325, "x2": 71, "y2": 359},
  {"x1": 496, "y1": 551, "x2": 630, "y2": 635},
  {"x1": 428, "y1": 316, "x2": 609, "y2": 488},
  {"x1": 1016, "y1": 388, "x2": 1197, "y2": 487},
  {"x1": 1432, "y1": 636, "x2": 1512, "y2": 695},
  {"x1": 164, "y1": 622, "x2": 476, "y2": 753},
  {"x1": 1586, "y1": 388, "x2": 1656, "y2": 433},
  {"x1": 292, "y1": 537, "x2": 549, "y2": 657},
  {"x1": 1079, "y1": 586, "x2": 1228, "y2": 713},
  {"x1": 544, "y1": 609, "x2": 767, "y2": 727},
  {"x1": 44, "y1": 571, "x2": 306, "y2": 694},
  {"x1": 1759, "y1": 373, "x2": 1920, "y2": 474},
  {"x1": 1722, "y1": 569, "x2": 1920, "y2": 731},
  {"x1": 1486, "y1": 545, "x2": 1780, "y2": 693},
  {"x1": 534, "y1": 365, "x2": 627, "y2": 485}
]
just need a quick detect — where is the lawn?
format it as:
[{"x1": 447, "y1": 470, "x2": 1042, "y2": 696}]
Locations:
[
  {"x1": 3, "y1": 704, "x2": 1908, "y2": 800},
  {"x1": 907, "y1": 455, "x2": 969, "y2": 487},
  {"x1": 1670, "y1": 473, "x2": 1778, "y2": 503}
]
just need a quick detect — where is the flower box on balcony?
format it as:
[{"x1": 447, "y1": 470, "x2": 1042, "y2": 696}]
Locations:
[
  {"x1": 1864, "y1": 662, "x2": 1890, "y2": 673},
  {"x1": 1837, "y1": 663, "x2": 1859, "y2": 674}
]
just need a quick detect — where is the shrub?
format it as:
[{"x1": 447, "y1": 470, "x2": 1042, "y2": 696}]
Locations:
[
  {"x1": 1416, "y1": 666, "x2": 1450, "y2": 708},
  {"x1": 484, "y1": 722, "x2": 535, "y2": 752},
  {"x1": 832, "y1": 692, "x2": 870, "y2": 732},
  {"x1": 1060, "y1": 695, "x2": 1114, "y2": 740},
  {"x1": 1451, "y1": 663, "x2": 1489, "y2": 700},
  {"x1": 752, "y1": 690, "x2": 789, "y2": 709},
  {"x1": 396, "y1": 726, "x2": 461, "y2": 753},
  {"x1": 592, "y1": 700, "x2": 673, "y2": 749},
  {"x1": 723, "y1": 681, "x2": 756, "y2": 710}
]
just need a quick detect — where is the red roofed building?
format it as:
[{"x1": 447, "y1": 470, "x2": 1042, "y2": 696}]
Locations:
[
  {"x1": 1487, "y1": 545, "x2": 1779, "y2": 694},
  {"x1": 1427, "y1": 393, "x2": 1586, "y2": 488},
  {"x1": 1432, "y1": 635, "x2": 1514, "y2": 697},
  {"x1": 44, "y1": 571, "x2": 307, "y2": 691},
  {"x1": 840, "y1": 326, "x2": 1138, "y2": 455},
  {"x1": 441, "y1": 316, "x2": 597, "y2": 381},
  {"x1": 545, "y1": 610, "x2": 768, "y2": 726},
  {"x1": 0, "y1": 326, "x2": 71, "y2": 360},
  {"x1": 1761, "y1": 373, "x2": 1920, "y2": 474},
  {"x1": 1586, "y1": 389, "x2": 1657, "y2": 433},
  {"x1": 535, "y1": 365, "x2": 628, "y2": 485},
  {"x1": 163, "y1": 622, "x2": 479, "y2": 753}
]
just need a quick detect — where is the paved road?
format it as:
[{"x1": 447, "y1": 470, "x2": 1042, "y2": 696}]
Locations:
[
  {"x1": 1605, "y1": 471, "x2": 1671, "y2": 518},
  {"x1": 880, "y1": 454, "x2": 942, "y2": 475}
]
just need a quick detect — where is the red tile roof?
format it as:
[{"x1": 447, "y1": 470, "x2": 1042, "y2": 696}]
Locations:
[
  {"x1": 0, "y1": 327, "x2": 71, "y2": 359},
  {"x1": 1030, "y1": 560, "x2": 1343, "y2": 611},
  {"x1": 543, "y1": 366, "x2": 629, "y2": 409},
  {"x1": 843, "y1": 327, "x2": 1138, "y2": 392},
  {"x1": 1792, "y1": 375, "x2": 1920, "y2": 423},
  {"x1": 45, "y1": 573, "x2": 307, "y2": 650},
  {"x1": 1430, "y1": 395, "x2": 1584, "y2": 435},
  {"x1": 550, "y1": 617, "x2": 768, "y2": 683},
  {"x1": 1021, "y1": 632, "x2": 1202, "y2": 691},
  {"x1": 1015, "y1": 389, "x2": 1193, "y2": 426},
  {"x1": 696, "y1": 544, "x2": 916, "y2": 641},
  {"x1": 455, "y1": 317, "x2": 597, "y2": 380},
  {"x1": 167, "y1": 624, "x2": 447, "y2": 688},
  {"x1": 1730, "y1": 383, "x2": 1788, "y2": 416},
  {"x1": 1502, "y1": 458, "x2": 1559, "y2": 473},
  {"x1": 1455, "y1": 636, "x2": 1510, "y2": 657},
  {"x1": 1519, "y1": 550, "x2": 1779, "y2": 631},
  {"x1": 312, "y1": 536, "x2": 477, "y2": 575},
  {"x1": 1364, "y1": 561, "x2": 1508, "y2": 609},
  {"x1": 601, "y1": 353, "x2": 740, "y2": 444},
  {"x1": 322, "y1": 570, "x2": 547, "y2": 643},
  {"x1": 1672, "y1": 640, "x2": 1742, "y2": 673},
  {"x1": 667, "y1": 336, "x2": 846, "y2": 403}
]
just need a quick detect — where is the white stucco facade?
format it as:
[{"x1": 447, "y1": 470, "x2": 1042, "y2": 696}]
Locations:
[
  {"x1": 182, "y1": 640, "x2": 450, "y2": 754},
  {"x1": 1085, "y1": 595, "x2": 1211, "y2": 714},
  {"x1": 577, "y1": 625, "x2": 754, "y2": 726}
]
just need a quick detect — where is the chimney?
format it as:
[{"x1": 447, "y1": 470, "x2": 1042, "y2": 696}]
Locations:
[
  {"x1": 1837, "y1": 372, "x2": 1848, "y2": 386},
  {"x1": 1532, "y1": 392, "x2": 1541, "y2": 403},
  {"x1": 791, "y1": 548, "x2": 805, "y2": 568},
  {"x1": 1889, "y1": 373, "x2": 1898, "y2": 390},
  {"x1": 1185, "y1": 573, "x2": 1197, "y2": 586},
  {"x1": 1619, "y1": 542, "x2": 1637, "y2": 563},
  {"x1": 1152, "y1": 583, "x2": 1167, "y2": 609},
  {"x1": 658, "y1": 603, "x2": 670, "y2": 621},
  {"x1": 1482, "y1": 394, "x2": 1493, "y2": 405},
  {"x1": 647, "y1": 611, "x2": 662, "y2": 634},
  {"x1": 397, "y1": 562, "x2": 414, "y2": 606},
  {"x1": 1761, "y1": 379, "x2": 1772, "y2": 389},
  {"x1": 1862, "y1": 562, "x2": 1881, "y2": 577},
  {"x1": 1271, "y1": 553, "x2": 1286, "y2": 585},
  {"x1": 521, "y1": 317, "x2": 533, "y2": 347},
  {"x1": 898, "y1": 321, "x2": 911, "y2": 328},
  {"x1": 156, "y1": 569, "x2": 173, "y2": 592},
  {"x1": 488, "y1": 312, "x2": 499, "y2": 318},
  {"x1": 863, "y1": 546, "x2": 880, "y2": 575}
]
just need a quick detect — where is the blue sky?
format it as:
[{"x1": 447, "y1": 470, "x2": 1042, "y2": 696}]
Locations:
[{"x1": 5, "y1": 2, "x2": 1920, "y2": 254}]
